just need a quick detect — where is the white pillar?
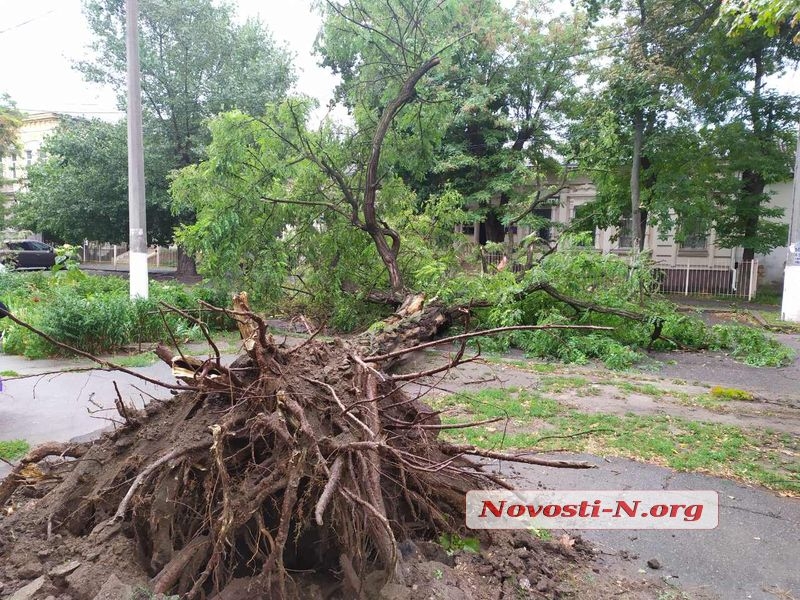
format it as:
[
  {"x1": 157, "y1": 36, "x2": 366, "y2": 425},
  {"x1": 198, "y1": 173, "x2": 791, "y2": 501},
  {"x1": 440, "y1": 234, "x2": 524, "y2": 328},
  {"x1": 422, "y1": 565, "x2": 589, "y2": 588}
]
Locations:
[
  {"x1": 126, "y1": 0, "x2": 149, "y2": 299},
  {"x1": 781, "y1": 123, "x2": 800, "y2": 320}
]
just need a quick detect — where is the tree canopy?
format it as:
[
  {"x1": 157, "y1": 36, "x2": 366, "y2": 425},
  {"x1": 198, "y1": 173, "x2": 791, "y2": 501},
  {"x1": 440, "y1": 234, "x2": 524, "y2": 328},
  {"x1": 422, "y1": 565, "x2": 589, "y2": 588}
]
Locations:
[
  {"x1": 15, "y1": 118, "x2": 177, "y2": 245},
  {"x1": 78, "y1": 0, "x2": 295, "y2": 166},
  {"x1": 0, "y1": 93, "x2": 22, "y2": 162},
  {"x1": 573, "y1": 0, "x2": 799, "y2": 259}
]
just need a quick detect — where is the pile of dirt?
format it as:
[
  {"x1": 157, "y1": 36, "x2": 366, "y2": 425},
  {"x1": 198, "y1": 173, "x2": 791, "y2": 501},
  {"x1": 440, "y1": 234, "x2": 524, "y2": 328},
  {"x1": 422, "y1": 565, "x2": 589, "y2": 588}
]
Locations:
[{"x1": 0, "y1": 520, "x2": 591, "y2": 599}]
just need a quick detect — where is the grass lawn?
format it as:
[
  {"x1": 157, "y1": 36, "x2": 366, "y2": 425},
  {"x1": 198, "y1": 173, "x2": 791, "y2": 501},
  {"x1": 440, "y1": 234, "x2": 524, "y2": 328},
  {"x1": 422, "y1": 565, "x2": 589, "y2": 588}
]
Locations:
[
  {"x1": 0, "y1": 439, "x2": 30, "y2": 461},
  {"x1": 431, "y1": 388, "x2": 800, "y2": 494}
]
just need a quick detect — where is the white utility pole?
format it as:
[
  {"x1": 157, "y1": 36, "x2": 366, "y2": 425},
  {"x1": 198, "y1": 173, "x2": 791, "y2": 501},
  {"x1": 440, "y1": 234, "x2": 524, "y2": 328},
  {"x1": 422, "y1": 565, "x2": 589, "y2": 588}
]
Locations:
[
  {"x1": 126, "y1": 0, "x2": 149, "y2": 299},
  {"x1": 781, "y1": 123, "x2": 800, "y2": 321}
]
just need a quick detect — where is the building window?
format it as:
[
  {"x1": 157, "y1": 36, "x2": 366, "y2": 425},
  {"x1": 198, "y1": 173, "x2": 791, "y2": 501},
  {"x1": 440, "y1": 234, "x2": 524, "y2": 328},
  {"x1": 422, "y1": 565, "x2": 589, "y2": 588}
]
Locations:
[
  {"x1": 617, "y1": 217, "x2": 634, "y2": 248},
  {"x1": 10, "y1": 153, "x2": 16, "y2": 179},
  {"x1": 25, "y1": 150, "x2": 32, "y2": 166},
  {"x1": 461, "y1": 223, "x2": 475, "y2": 236},
  {"x1": 678, "y1": 223, "x2": 708, "y2": 252}
]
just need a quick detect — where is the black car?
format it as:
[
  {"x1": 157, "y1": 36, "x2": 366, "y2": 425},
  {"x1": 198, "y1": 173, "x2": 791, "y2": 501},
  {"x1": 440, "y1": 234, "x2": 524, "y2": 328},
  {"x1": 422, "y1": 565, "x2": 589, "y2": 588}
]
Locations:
[{"x1": 0, "y1": 240, "x2": 57, "y2": 270}]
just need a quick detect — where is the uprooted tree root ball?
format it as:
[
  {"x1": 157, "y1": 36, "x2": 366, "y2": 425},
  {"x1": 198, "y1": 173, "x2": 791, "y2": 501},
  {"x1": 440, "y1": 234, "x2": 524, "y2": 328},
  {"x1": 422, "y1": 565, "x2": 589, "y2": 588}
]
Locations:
[{"x1": 0, "y1": 294, "x2": 595, "y2": 599}]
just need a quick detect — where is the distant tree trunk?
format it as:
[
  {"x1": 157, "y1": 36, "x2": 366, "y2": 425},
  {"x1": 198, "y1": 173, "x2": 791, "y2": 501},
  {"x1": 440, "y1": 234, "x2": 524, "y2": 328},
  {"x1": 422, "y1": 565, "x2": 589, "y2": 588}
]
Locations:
[
  {"x1": 740, "y1": 170, "x2": 765, "y2": 262},
  {"x1": 631, "y1": 111, "x2": 644, "y2": 252},
  {"x1": 176, "y1": 246, "x2": 198, "y2": 277},
  {"x1": 483, "y1": 210, "x2": 506, "y2": 244}
]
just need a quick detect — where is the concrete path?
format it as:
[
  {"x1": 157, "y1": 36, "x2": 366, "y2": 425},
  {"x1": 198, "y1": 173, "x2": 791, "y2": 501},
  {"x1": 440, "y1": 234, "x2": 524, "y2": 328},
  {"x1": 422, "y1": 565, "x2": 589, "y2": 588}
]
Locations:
[{"x1": 0, "y1": 352, "x2": 237, "y2": 479}]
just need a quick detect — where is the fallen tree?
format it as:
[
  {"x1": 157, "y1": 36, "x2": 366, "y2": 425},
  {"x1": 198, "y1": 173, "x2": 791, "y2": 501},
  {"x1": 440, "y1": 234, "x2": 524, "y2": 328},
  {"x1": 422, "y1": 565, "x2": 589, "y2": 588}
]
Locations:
[{"x1": 0, "y1": 295, "x2": 602, "y2": 599}]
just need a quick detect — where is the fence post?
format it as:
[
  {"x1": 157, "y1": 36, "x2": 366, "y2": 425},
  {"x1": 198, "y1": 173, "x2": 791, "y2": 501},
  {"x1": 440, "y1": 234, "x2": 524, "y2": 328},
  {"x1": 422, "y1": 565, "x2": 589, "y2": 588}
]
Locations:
[
  {"x1": 113, "y1": 245, "x2": 117, "y2": 269},
  {"x1": 156, "y1": 246, "x2": 160, "y2": 268},
  {"x1": 684, "y1": 262, "x2": 690, "y2": 296},
  {"x1": 82, "y1": 241, "x2": 87, "y2": 262},
  {"x1": 748, "y1": 260, "x2": 758, "y2": 301}
]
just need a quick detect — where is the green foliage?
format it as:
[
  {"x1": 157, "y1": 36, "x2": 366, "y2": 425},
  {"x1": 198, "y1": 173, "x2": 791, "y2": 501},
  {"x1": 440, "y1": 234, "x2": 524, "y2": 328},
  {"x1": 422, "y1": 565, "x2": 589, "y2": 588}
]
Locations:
[
  {"x1": 719, "y1": 0, "x2": 800, "y2": 41},
  {"x1": 0, "y1": 271, "x2": 230, "y2": 358},
  {"x1": 431, "y1": 247, "x2": 793, "y2": 369},
  {"x1": 0, "y1": 93, "x2": 22, "y2": 170},
  {"x1": 15, "y1": 118, "x2": 178, "y2": 245},
  {"x1": 709, "y1": 324, "x2": 796, "y2": 367},
  {"x1": 437, "y1": 533, "x2": 480, "y2": 555}
]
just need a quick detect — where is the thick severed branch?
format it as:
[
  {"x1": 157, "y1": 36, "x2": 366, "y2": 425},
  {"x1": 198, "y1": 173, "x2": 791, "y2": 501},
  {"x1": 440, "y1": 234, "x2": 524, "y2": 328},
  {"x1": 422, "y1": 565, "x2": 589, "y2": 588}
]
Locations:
[
  {"x1": 365, "y1": 324, "x2": 613, "y2": 363},
  {"x1": 158, "y1": 301, "x2": 221, "y2": 365}
]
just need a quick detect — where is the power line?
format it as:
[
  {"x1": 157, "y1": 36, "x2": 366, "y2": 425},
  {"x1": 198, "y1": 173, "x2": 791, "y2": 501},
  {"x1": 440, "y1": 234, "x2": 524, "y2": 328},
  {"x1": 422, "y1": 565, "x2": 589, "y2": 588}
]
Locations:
[
  {"x1": 19, "y1": 108, "x2": 124, "y2": 115},
  {"x1": 0, "y1": 10, "x2": 57, "y2": 35}
]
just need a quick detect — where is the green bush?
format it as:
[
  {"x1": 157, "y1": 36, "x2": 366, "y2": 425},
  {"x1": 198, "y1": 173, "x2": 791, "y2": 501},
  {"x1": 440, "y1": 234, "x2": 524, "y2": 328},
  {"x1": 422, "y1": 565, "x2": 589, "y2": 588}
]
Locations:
[{"x1": 0, "y1": 271, "x2": 233, "y2": 358}]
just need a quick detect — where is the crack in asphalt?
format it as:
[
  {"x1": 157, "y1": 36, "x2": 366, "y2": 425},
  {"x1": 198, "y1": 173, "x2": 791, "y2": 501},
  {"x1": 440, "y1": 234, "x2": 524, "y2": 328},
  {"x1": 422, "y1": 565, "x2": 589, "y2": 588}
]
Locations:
[{"x1": 719, "y1": 503, "x2": 791, "y2": 522}]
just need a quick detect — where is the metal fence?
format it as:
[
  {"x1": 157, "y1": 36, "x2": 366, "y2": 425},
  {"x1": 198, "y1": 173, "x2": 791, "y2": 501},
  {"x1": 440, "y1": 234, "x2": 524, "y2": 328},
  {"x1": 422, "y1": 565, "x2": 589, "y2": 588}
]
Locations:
[
  {"x1": 79, "y1": 241, "x2": 178, "y2": 269},
  {"x1": 652, "y1": 261, "x2": 758, "y2": 301}
]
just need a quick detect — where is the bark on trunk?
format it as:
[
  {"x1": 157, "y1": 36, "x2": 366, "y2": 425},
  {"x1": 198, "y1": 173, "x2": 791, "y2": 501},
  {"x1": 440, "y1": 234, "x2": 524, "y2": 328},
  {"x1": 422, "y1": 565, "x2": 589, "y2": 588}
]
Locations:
[
  {"x1": 176, "y1": 246, "x2": 198, "y2": 277},
  {"x1": 631, "y1": 112, "x2": 644, "y2": 252}
]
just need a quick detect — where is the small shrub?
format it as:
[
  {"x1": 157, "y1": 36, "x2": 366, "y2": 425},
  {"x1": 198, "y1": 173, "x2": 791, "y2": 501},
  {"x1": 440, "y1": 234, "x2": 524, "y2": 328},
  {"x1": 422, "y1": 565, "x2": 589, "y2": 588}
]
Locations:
[
  {"x1": 0, "y1": 272, "x2": 232, "y2": 357},
  {"x1": 438, "y1": 533, "x2": 480, "y2": 555}
]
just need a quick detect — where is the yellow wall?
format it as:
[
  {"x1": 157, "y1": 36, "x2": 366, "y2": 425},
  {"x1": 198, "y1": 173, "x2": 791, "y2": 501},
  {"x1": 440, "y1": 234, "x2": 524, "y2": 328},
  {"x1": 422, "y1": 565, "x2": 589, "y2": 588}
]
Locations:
[{"x1": 1, "y1": 112, "x2": 61, "y2": 195}]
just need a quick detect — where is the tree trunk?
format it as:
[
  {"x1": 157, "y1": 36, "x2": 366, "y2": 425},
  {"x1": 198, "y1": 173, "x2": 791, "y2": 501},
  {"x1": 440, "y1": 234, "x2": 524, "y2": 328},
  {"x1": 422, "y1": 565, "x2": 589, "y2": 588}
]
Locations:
[
  {"x1": 631, "y1": 111, "x2": 644, "y2": 252},
  {"x1": 740, "y1": 169, "x2": 765, "y2": 262},
  {"x1": 483, "y1": 210, "x2": 506, "y2": 244},
  {"x1": 176, "y1": 246, "x2": 198, "y2": 277}
]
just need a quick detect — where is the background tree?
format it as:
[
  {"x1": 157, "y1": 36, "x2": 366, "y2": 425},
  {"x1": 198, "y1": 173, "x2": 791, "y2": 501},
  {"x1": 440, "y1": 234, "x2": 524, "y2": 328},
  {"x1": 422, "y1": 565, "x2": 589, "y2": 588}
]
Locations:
[
  {"x1": 685, "y1": 11, "x2": 799, "y2": 259},
  {"x1": 574, "y1": 0, "x2": 798, "y2": 259},
  {"x1": 0, "y1": 93, "x2": 23, "y2": 228},
  {"x1": 572, "y1": 0, "x2": 715, "y2": 252},
  {"x1": 14, "y1": 118, "x2": 177, "y2": 244},
  {"x1": 79, "y1": 0, "x2": 294, "y2": 167},
  {"x1": 0, "y1": 94, "x2": 22, "y2": 161},
  {"x1": 73, "y1": 0, "x2": 294, "y2": 271},
  {"x1": 412, "y1": 3, "x2": 587, "y2": 249}
]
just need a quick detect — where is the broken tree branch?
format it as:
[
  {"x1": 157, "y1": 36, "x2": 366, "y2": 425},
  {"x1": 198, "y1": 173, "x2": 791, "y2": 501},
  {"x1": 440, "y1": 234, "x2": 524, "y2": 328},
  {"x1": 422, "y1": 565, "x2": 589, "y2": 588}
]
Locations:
[{"x1": 365, "y1": 324, "x2": 613, "y2": 363}]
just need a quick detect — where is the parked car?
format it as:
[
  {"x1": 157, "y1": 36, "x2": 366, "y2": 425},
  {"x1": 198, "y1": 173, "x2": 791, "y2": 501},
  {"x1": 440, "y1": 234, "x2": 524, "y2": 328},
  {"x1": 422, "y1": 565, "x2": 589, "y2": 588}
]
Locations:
[{"x1": 0, "y1": 240, "x2": 57, "y2": 270}]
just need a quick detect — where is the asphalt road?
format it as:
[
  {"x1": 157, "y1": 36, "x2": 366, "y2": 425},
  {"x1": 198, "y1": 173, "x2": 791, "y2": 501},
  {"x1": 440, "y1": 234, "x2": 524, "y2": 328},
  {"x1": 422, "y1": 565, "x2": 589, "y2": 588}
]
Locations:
[{"x1": 498, "y1": 454, "x2": 800, "y2": 600}]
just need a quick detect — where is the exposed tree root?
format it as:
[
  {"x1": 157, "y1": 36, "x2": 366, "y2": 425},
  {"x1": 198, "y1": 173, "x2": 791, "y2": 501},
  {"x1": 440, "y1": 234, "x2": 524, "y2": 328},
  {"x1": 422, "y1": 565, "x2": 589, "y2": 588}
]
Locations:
[{"x1": 0, "y1": 293, "x2": 597, "y2": 599}]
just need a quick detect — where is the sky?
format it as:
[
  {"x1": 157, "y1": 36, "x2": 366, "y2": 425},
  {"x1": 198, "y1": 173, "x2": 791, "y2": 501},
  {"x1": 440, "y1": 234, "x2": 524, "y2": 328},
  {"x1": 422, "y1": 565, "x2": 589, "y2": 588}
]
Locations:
[
  {"x1": 0, "y1": 0, "x2": 339, "y2": 118},
  {"x1": 0, "y1": 0, "x2": 797, "y2": 121}
]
